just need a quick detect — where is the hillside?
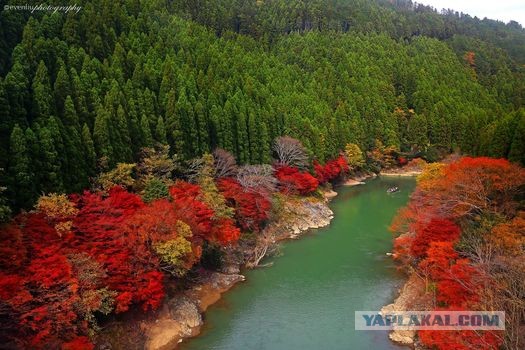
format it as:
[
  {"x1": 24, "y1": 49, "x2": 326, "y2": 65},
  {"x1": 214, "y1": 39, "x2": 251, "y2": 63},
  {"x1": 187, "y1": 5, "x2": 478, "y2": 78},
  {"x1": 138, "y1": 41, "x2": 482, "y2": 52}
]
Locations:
[{"x1": 0, "y1": 0, "x2": 524, "y2": 211}]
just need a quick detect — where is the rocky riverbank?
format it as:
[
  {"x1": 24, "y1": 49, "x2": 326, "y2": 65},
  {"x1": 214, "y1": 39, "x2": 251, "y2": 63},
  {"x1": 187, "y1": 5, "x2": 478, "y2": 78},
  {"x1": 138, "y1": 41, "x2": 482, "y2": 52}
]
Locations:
[
  {"x1": 382, "y1": 232, "x2": 433, "y2": 349},
  {"x1": 380, "y1": 272, "x2": 431, "y2": 349},
  {"x1": 124, "y1": 187, "x2": 341, "y2": 350}
]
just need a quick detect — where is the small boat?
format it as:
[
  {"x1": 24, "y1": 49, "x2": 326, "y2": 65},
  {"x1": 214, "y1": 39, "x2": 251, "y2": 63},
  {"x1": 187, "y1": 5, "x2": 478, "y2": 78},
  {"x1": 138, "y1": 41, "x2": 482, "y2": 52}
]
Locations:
[{"x1": 387, "y1": 186, "x2": 399, "y2": 193}]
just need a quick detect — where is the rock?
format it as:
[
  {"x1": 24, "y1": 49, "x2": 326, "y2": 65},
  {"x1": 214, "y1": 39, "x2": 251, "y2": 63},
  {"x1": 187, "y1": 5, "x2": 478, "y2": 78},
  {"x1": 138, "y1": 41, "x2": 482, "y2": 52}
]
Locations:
[
  {"x1": 168, "y1": 297, "x2": 202, "y2": 330},
  {"x1": 389, "y1": 330, "x2": 416, "y2": 345},
  {"x1": 144, "y1": 319, "x2": 184, "y2": 350},
  {"x1": 220, "y1": 264, "x2": 241, "y2": 275},
  {"x1": 323, "y1": 189, "x2": 338, "y2": 198},
  {"x1": 187, "y1": 272, "x2": 245, "y2": 312},
  {"x1": 343, "y1": 179, "x2": 363, "y2": 186}
]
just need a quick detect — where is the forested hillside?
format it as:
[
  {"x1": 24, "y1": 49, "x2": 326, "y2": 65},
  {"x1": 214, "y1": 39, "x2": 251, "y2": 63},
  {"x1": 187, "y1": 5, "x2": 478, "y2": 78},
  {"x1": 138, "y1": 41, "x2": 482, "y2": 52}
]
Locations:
[{"x1": 0, "y1": 0, "x2": 524, "y2": 212}]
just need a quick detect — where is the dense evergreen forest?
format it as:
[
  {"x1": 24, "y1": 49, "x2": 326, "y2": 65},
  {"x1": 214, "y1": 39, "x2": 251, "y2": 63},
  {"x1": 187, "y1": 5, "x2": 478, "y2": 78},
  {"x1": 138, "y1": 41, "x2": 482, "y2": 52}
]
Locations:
[{"x1": 1, "y1": 0, "x2": 524, "y2": 212}]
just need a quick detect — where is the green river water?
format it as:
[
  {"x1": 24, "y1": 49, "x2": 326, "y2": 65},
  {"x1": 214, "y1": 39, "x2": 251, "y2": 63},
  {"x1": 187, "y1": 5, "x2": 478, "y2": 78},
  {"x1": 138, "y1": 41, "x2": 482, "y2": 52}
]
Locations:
[{"x1": 181, "y1": 177, "x2": 415, "y2": 350}]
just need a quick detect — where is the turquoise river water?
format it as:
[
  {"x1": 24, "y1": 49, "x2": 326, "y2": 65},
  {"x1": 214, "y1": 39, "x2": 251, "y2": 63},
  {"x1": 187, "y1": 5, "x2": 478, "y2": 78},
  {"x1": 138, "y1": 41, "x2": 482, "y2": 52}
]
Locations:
[{"x1": 181, "y1": 177, "x2": 415, "y2": 350}]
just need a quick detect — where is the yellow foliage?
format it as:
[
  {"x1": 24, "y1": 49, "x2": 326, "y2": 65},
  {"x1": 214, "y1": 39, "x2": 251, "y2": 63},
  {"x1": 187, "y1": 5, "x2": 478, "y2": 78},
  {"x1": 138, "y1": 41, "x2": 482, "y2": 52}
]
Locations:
[
  {"x1": 54, "y1": 221, "x2": 74, "y2": 237},
  {"x1": 344, "y1": 143, "x2": 365, "y2": 168},
  {"x1": 417, "y1": 162, "x2": 446, "y2": 190},
  {"x1": 197, "y1": 154, "x2": 234, "y2": 219},
  {"x1": 489, "y1": 215, "x2": 525, "y2": 256},
  {"x1": 36, "y1": 193, "x2": 78, "y2": 219},
  {"x1": 153, "y1": 236, "x2": 193, "y2": 276},
  {"x1": 96, "y1": 163, "x2": 136, "y2": 192}
]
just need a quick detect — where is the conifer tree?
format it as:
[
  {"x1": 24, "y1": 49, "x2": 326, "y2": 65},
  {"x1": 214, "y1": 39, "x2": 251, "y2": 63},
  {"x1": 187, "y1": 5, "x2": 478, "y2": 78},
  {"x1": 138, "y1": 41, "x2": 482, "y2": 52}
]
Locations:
[
  {"x1": 8, "y1": 125, "x2": 34, "y2": 208},
  {"x1": 54, "y1": 62, "x2": 71, "y2": 115},
  {"x1": 93, "y1": 107, "x2": 113, "y2": 164},
  {"x1": 141, "y1": 114, "x2": 154, "y2": 148},
  {"x1": 155, "y1": 116, "x2": 168, "y2": 145},
  {"x1": 81, "y1": 123, "x2": 97, "y2": 175},
  {"x1": 32, "y1": 61, "x2": 53, "y2": 119}
]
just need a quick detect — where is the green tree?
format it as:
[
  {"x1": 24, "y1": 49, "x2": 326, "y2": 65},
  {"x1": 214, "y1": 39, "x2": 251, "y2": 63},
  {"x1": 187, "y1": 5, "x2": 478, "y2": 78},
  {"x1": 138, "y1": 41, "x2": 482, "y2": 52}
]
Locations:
[
  {"x1": 93, "y1": 106, "x2": 113, "y2": 164},
  {"x1": 155, "y1": 116, "x2": 167, "y2": 145},
  {"x1": 32, "y1": 61, "x2": 53, "y2": 119},
  {"x1": 141, "y1": 114, "x2": 154, "y2": 148},
  {"x1": 81, "y1": 123, "x2": 97, "y2": 175},
  {"x1": 38, "y1": 126, "x2": 63, "y2": 193},
  {"x1": 54, "y1": 62, "x2": 71, "y2": 115},
  {"x1": 8, "y1": 125, "x2": 34, "y2": 208}
]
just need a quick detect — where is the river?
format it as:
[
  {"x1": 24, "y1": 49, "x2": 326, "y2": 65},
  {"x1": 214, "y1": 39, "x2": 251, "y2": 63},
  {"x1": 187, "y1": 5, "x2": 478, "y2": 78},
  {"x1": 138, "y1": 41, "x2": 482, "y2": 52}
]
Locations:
[{"x1": 180, "y1": 177, "x2": 415, "y2": 350}]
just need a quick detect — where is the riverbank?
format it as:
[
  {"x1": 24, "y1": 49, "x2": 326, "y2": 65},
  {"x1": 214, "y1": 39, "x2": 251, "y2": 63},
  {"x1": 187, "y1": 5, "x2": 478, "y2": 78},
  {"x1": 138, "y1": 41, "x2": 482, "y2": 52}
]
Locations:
[
  {"x1": 144, "y1": 189, "x2": 338, "y2": 349},
  {"x1": 146, "y1": 171, "x2": 416, "y2": 349},
  {"x1": 94, "y1": 183, "x2": 347, "y2": 349},
  {"x1": 380, "y1": 269, "x2": 432, "y2": 348}
]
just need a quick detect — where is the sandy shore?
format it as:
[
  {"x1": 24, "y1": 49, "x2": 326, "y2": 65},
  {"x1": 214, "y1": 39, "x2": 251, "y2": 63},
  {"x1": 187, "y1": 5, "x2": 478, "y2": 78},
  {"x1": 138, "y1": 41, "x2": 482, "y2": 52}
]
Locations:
[{"x1": 380, "y1": 170, "x2": 422, "y2": 177}]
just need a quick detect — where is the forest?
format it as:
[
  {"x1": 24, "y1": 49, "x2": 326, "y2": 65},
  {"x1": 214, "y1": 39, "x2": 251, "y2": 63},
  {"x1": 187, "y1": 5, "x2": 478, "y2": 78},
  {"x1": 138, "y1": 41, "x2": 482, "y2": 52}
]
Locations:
[
  {"x1": 0, "y1": 0, "x2": 524, "y2": 349},
  {"x1": 0, "y1": 0, "x2": 524, "y2": 213}
]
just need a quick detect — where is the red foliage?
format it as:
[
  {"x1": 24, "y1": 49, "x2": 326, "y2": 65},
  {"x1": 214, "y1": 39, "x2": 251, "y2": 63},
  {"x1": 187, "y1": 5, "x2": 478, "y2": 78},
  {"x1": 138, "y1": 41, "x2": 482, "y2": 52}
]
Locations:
[
  {"x1": 217, "y1": 178, "x2": 272, "y2": 232},
  {"x1": 419, "y1": 328, "x2": 502, "y2": 350},
  {"x1": 0, "y1": 223, "x2": 26, "y2": 272},
  {"x1": 418, "y1": 241, "x2": 458, "y2": 280},
  {"x1": 0, "y1": 175, "x2": 256, "y2": 347},
  {"x1": 422, "y1": 157, "x2": 524, "y2": 218},
  {"x1": 169, "y1": 181, "x2": 214, "y2": 239},
  {"x1": 410, "y1": 218, "x2": 461, "y2": 258},
  {"x1": 390, "y1": 157, "x2": 523, "y2": 350},
  {"x1": 72, "y1": 187, "x2": 162, "y2": 313},
  {"x1": 397, "y1": 156, "x2": 408, "y2": 166},
  {"x1": 211, "y1": 217, "x2": 241, "y2": 244},
  {"x1": 436, "y1": 259, "x2": 481, "y2": 308},
  {"x1": 275, "y1": 165, "x2": 319, "y2": 195},
  {"x1": 62, "y1": 336, "x2": 94, "y2": 350},
  {"x1": 313, "y1": 155, "x2": 349, "y2": 184},
  {"x1": 169, "y1": 181, "x2": 241, "y2": 244}
]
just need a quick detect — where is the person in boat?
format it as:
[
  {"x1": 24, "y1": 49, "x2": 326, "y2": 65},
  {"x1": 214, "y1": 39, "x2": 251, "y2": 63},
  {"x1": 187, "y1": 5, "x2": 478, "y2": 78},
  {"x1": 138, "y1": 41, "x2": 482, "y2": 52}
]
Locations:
[{"x1": 387, "y1": 186, "x2": 399, "y2": 193}]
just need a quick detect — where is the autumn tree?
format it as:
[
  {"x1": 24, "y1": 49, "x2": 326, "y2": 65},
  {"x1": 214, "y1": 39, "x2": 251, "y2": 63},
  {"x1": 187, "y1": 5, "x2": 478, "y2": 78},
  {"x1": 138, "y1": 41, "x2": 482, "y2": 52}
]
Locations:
[
  {"x1": 273, "y1": 136, "x2": 309, "y2": 169},
  {"x1": 344, "y1": 143, "x2": 365, "y2": 169}
]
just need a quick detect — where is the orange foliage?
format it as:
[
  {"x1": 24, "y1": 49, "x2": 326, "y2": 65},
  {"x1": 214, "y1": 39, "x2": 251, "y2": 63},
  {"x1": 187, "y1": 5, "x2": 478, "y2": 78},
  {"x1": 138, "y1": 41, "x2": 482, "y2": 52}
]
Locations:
[
  {"x1": 488, "y1": 214, "x2": 525, "y2": 256},
  {"x1": 390, "y1": 157, "x2": 523, "y2": 349}
]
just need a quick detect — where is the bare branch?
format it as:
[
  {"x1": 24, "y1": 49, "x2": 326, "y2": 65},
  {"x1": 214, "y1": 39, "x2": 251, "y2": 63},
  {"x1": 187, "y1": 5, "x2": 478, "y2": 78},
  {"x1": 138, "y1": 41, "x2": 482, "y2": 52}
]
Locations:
[
  {"x1": 213, "y1": 148, "x2": 238, "y2": 178},
  {"x1": 236, "y1": 164, "x2": 277, "y2": 193},
  {"x1": 273, "y1": 136, "x2": 309, "y2": 169}
]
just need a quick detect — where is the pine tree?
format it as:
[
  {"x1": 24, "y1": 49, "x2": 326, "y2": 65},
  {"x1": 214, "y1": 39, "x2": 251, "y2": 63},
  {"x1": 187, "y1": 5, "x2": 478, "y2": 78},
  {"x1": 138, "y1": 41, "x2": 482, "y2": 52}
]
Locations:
[
  {"x1": 69, "y1": 68, "x2": 89, "y2": 126},
  {"x1": 407, "y1": 113, "x2": 429, "y2": 151},
  {"x1": 4, "y1": 61, "x2": 29, "y2": 125},
  {"x1": 54, "y1": 62, "x2": 71, "y2": 115},
  {"x1": 165, "y1": 89, "x2": 184, "y2": 156},
  {"x1": 93, "y1": 107, "x2": 113, "y2": 164},
  {"x1": 194, "y1": 100, "x2": 209, "y2": 154},
  {"x1": 24, "y1": 127, "x2": 41, "y2": 188},
  {"x1": 8, "y1": 125, "x2": 34, "y2": 208},
  {"x1": 63, "y1": 96, "x2": 80, "y2": 129},
  {"x1": 159, "y1": 57, "x2": 176, "y2": 112},
  {"x1": 113, "y1": 105, "x2": 132, "y2": 162},
  {"x1": 32, "y1": 61, "x2": 53, "y2": 119},
  {"x1": 62, "y1": 99, "x2": 86, "y2": 191},
  {"x1": 155, "y1": 116, "x2": 167, "y2": 145},
  {"x1": 38, "y1": 125, "x2": 63, "y2": 193},
  {"x1": 81, "y1": 123, "x2": 97, "y2": 175},
  {"x1": 508, "y1": 111, "x2": 525, "y2": 165},
  {"x1": 141, "y1": 114, "x2": 154, "y2": 148},
  {"x1": 0, "y1": 78, "x2": 12, "y2": 170}
]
